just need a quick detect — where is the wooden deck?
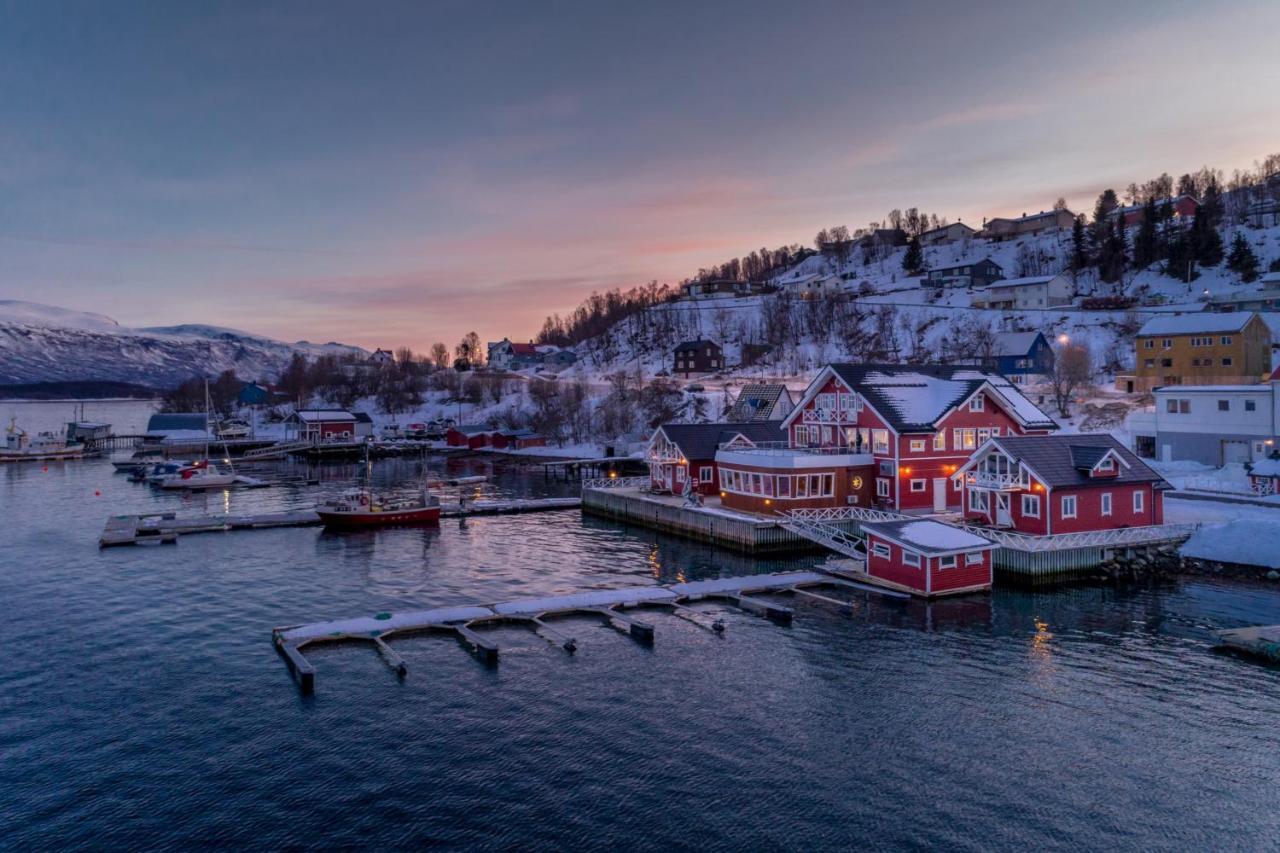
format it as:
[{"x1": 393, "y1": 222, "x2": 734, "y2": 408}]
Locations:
[
  {"x1": 99, "y1": 497, "x2": 582, "y2": 547},
  {"x1": 272, "y1": 569, "x2": 910, "y2": 693}
]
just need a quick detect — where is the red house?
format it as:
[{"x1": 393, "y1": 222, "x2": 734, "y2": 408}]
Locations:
[
  {"x1": 285, "y1": 409, "x2": 360, "y2": 444},
  {"x1": 721, "y1": 364, "x2": 1057, "y2": 514},
  {"x1": 446, "y1": 426, "x2": 494, "y2": 449},
  {"x1": 955, "y1": 434, "x2": 1170, "y2": 535},
  {"x1": 860, "y1": 519, "x2": 995, "y2": 597},
  {"x1": 647, "y1": 422, "x2": 783, "y2": 496},
  {"x1": 1118, "y1": 194, "x2": 1199, "y2": 227},
  {"x1": 489, "y1": 429, "x2": 548, "y2": 450}
]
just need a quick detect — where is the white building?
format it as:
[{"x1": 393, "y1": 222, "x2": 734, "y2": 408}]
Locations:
[
  {"x1": 918, "y1": 222, "x2": 977, "y2": 247},
  {"x1": 1126, "y1": 373, "x2": 1280, "y2": 465},
  {"x1": 970, "y1": 274, "x2": 1073, "y2": 310}
]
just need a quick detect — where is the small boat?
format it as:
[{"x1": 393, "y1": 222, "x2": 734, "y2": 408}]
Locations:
[
  {"x1": 0, "y1": 418, "x2": 86, "y2": 462},
  {"x1": 112, "y1": 447, "x2": 167, "y2": 472},
  {"x1": 214, "y1": 418, "x2": 250, "y2": 439},
  {"x1": 158, "y1": 459, "x2": 238, "y2": 490},
  {"x1": 316, "y1": 487, "x2": 441, "y2": 528},
  {"x1": 132, "y1": 460, "x2": 191, "y2": 483}
]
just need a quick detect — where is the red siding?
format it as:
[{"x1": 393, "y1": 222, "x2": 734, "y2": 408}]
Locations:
[
  {"x1": 929, "y1": 551, "x2": 991, "y2": 592},
  {"x1": 867, "y1": 539, "x2": 928, "y2": 592},
  {"x1": 963, "y1": 480, "x2": 1165, "y2": 534},
  {"x1": 867, "y1": 534, "x2": 991, "y2": 595}
]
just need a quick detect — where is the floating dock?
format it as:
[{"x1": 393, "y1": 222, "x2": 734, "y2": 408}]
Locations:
[
  {"x1": 99, "y1": 497, "x2": 582, "y2": 547},
  {"x1": 1217, "y1": 625, "x2": 1280, "y2": 662},
  {"x1": 271, "y1": 569, "x2": 908, "y2": 693}
]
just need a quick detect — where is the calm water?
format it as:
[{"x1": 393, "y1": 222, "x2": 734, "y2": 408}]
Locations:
[{"x1": 1, "y1": 402, "x2": 1279, "y2": 851}]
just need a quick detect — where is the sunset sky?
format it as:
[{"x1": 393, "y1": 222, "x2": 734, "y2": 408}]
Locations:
[{"x1": 1, "y1": 0, "x2": 1277, "y2": 352}]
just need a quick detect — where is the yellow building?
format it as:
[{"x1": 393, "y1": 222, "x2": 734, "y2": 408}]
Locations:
[{"x1": 1131, "y1": 313, "x2": 1272, "y2": 392}]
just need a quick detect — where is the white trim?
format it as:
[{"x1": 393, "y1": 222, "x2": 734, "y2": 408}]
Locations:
[
  {"x1": 1101, "y1": 492, "x2": 1112, "y2": 516},
  {"x1": 1061, "y1": 494, "x2": 1077, "y2": 519},
  {"x1": 1021, "y1": 493, "x2": 1041, "y2": 518}
]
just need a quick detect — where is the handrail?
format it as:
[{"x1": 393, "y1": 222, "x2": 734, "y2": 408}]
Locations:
[
  {"x1": 582, "y1": 476, "x2": 649, "y2": 490},
  {"x1": 950, "y1": 521, "x2": 1199, "y2": 551}
]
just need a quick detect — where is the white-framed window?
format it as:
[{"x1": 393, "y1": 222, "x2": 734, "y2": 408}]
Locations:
[
  {"x1": 903, "y1": 551, "x2": 921, "y2": 568},
  {"x1": 1096, "y1": 456, "x2": 1114, "y2": 472},
  {"x1": 1022, "y1": 494, "x2": 1041, "y2": 517},
  {"x1": 939, "y1": 555, "x2": 957, "y2": 569},
  {"x1": 910, "y1": 439, "x2": 925, "y2": 452},
  {"x1": 910, "y1": 479, "x2": 926, "y2": 493},
  {"x1": 1133, "y1": 490, "x2": 1144, "y2": 513},
  {"x1": 777, "y1": 476, "x2": 790, "y2": 497},
  {"x1": 965, "y1": 551, "x2": 984, "y2": 565},
  {"x1": 1101, "y1": 493, "x2": 1112, "y2": 516},
  {"x1": 969, "y1": 396, "x2": 985, "y2": 412},
  {"x1": 871, "y1": 541, "x2": 891, "y2": 560},
  {"x1": 933, "y1": 431, "x2": 946, "y2": 451},
  {"x1": 1061, "y1": 495, "x2": 1077, "y2": 518},
  {"x1": 699, "y1": 466, "x2": 713, "y2": 483},
  {"x1": 872, "y1": 429, "x2": 890, "y2": 454},
  {"x1": 1221, "y1": 336, "x2": 1232, "y2": 345},
  {"x1": 970, "y1": 491, "x2": 989, "y2": 511},
  {"x1": 876, "y1": 478, "x2": 890, "y2": 497}
]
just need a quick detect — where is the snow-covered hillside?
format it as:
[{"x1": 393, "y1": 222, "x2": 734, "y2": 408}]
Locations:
[{"x1": 0, "y1": 300, "x2": 364, "y2": 387}]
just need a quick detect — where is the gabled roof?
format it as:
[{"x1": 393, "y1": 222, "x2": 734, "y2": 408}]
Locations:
[
  {"x1": 1138, "y1": 312, "x2": 1259, "y2": 336},
  {"x1": 861, "y1": 520, "x2": 994, "y2": 557},
  {"x1": 981, "y1": 433, "x2": 1167, "y2": 489},
  {"x1": 726, "y1": 384, "x2": 792, "y2": 421},
  {"x1": 675, "y1": 339, "x2": 720, "y2": 352},
  {"x1": 991, "y1": 331, "x2": 1047, "y2": 357},
  {"x1": 290, "y1": 409, "x2": 357, "y2": 422},
  {"x1": 801, "y1": 364, "x2": 1057, "y2": 433},
  {"x1": 352, "y1": 411, "x2": 374, "y2": 423},
  {"x1": 146, "y1": 413, "x2": 208, "y2": 432},
  {"x1": 654, "y1": 421, "x2": 783, "y2": 460},
  {"x1": 919, "y1": 222, "x2": 977, "y2": 239},
  {"x1": 981, "y1": 275, "x2": 1061, "y2": 289},
  {"x1": 932, "y1": 257, "x2": 1001, "y2": 274}
]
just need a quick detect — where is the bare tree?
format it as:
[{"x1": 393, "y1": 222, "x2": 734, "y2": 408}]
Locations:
[
  {"x1": 430, "y1": 342, "x2": 450, "y2": 369},
  {"x1": 1049, "y1": 342, "x2": 1093, "y2": 418}
]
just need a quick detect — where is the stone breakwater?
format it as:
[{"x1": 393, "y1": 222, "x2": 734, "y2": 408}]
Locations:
[{"x1": 1094, "y1": 543, "x2": 1280, "y2": 583}]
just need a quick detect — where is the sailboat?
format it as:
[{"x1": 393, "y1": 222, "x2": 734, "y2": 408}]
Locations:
[
  {"x1": 158, "y1": 381, "x2": 238, "y2": 490},
  {"x1": 315, "y1": 444, "x2": 440, "y2": 527}
]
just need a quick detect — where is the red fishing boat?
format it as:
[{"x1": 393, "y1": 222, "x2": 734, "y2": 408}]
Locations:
[{"x1": 316, "y1": 487, "x2": 441, "y2": 528}]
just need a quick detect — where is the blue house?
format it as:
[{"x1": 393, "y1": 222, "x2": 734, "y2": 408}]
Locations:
[
  {"x1": 984, "y1": 331, "x2": 1054, "y2": 383},
  {"x1": 238, "y1": 382, "x2": 270, "y2": 406}
]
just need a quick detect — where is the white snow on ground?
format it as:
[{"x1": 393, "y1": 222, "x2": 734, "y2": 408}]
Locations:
[
  {"x1": 0, "y1": 300, "x2": 121, "y2": 332},
  {"x1": 1165, "y1": 497, "x2": 1280, "y2": 568},
  {"x1": 1152, "y1": 460, "x2": 1253, "y2": 494}
]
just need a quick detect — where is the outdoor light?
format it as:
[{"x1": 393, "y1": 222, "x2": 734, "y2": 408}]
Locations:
[
  {"x1": 1058, "y1": 334, "x2": 1070, "y2": 345},
  {"x1": 609, "y1": 471, "x2": 617, "y2": 479}
]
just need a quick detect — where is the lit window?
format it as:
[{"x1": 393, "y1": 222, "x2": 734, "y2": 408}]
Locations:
[
  {"x1": 1061, "y1": 495, "x2": 1077, "y2": 518},
  {"x1": 910, "y1": 439, "x2": 925, "y2": 452},
  {"x1": 1022, "y1": 494, "x2": 1041, "y2": 517},
  {"x1": 933, "y1": 432, "x2": 946, "y2": 451},
  {"x1": 872, "y1": 430, "x2": 889, "y2": 454}
]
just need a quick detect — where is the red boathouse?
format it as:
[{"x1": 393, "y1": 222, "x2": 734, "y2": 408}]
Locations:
[{"x1": 860, "y1": 519, "x2": 995, "y2": 597}]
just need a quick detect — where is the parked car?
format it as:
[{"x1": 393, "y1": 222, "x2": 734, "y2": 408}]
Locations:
[{"x1": 686, "y1": 384, "x2": 705, "y2": 393}]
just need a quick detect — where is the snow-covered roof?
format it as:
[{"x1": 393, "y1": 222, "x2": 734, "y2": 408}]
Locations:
[
  {"x1": 861, "y1": 520, "x2": 994, "y2": 556},
  {"x1": 1250, "y1": 458, "x2": 1280, "y2": 477},
  {"x1": 291, "y1": 409, "x2": 356, "y2": 422},
  {"x1": 1138, "y1": 313, "x2": 1259, "y2": 336},
  {"x1": 981, "y1": 275, "x2": 1060, "y2": 289}
]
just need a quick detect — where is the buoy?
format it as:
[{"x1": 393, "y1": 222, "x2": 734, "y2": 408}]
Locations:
[
  {"x1": 42, "y1": 466, "x2": 48, "y2": 472},
  {"x1": 94, "y1": 490, "x2": 101, "y2": 496}
]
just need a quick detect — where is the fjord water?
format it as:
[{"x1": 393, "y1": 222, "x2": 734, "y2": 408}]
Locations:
[{"x1": 2, "y1": 404, "x2": 1278, "y2": 850}]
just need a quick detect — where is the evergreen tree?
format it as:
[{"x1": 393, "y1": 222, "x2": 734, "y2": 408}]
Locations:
[
  {"x1": 901, "y1": 236, "x2": 924, "y2": 275},
  {"x1": 1165, "y1": 230, "x2": 1197, "y2": 283},
  {"x1": 1227, "y1": 233, "x2": 1260, "y2": 282},
  {"x1": 1132, "y1": 199, "x2": 1159, "y2": 268},
  {"x1": 1070, "y1": 215, "x2": 1088, "y2": 273}
]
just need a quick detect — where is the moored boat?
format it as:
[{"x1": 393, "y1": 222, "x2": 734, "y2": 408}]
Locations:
[
  {"x1": 158, "y1": 459, "x2": 238, "y2": 489},
  {"x1": 0, "y1": 418, "x2": 86, "y2": 462},
  {"x1": 316, "y1": 487, "x2": 441, "y2": 528}
]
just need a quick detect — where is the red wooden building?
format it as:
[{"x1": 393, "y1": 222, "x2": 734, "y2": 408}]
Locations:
[
  {"x1": 860, "y1": 519, "x2": 995, "y2": 597},
  {"x1": 285, "y1": 409, "x2": 360, "y2": 444},
  {"x1": 489, "y1": 429, "x2": 548, "y2": 450},
  {"x1": 954, "y1": 434, "x2": 1170, "y2": 534},
  {"x1": 646, "y1": 422, "x2": 783, "y2": 496},
  {"x1": 715, "y1": 364, "x2": 1057, "y2": 515},
  {"x1": 446, "y1": 426, "x2": 495, "y2": 449},
  {"x1": 1117, "y1": 194, "x2": 1199, "y2": 227}
]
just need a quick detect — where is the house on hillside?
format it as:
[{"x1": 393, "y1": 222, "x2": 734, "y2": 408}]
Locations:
[
  {"x1": 860, "y1": 520, "x2": 995, "y2": 597},
  {"x1": 713, "y1": 364, "x2": 1057, "y2": 515},
  {"x1": 1208, "y1": 274, "x2": 1280, "y2": 312},
  {"x1": 238, "y1": 382, "x2": 271, "y2": 406},
  {"x1": 970, "y1": 274, "x2": 1072, "y2": 310},
  {"x1": 285, "y1": 409, "x2": 360, "y2": 444},
  {"x1": 925, "y1": 258, "x2": 1004, "y2": 289},
  {"x1": 982, "y1": 331, "x2": 1055, "y2": 384},
  {"x1": 859, "y1": 228, "x2": 908, "y2": 250},
  {"x1": 725, "y1": 384, "x2": 795, "y2": 422},
  {"x1": 740, "y1": 342, "x2": 774, "y2": 368},
  {"x1": 955, "y1": 434, "x2": 1170, "y2": 535},
  {"x1": 1127, "y1": 373, "x2": 1280, "y2": 465},
  {"x1": 683, "y1": 279, "x2": 768, "y2": 300},
  {"x1": 487, "y1": 339, "x2": 544, "y2": 371},
  {"x1": 919, "y1": 222, "x2": 978, "y2": 247},
  {"x1": 489, "y1": 429, "x2": 548, "y2": 450},
  {"x1": 1248, "y1": 197, "x2": 1280, "y2": 227},
  {"x1": 1114, "y1": 194, "x2": 1199, "y2": 227},
  {"x1": 1130, "y1": 312, "x2": 1272, "y2": 392},
  {"x1": 979, "y1": 209, "x2": 1075, "y2": 242},
  {"x1": 782, "y1": 272, "x2": 841, "y2": 298},
  {"x1": 367, "y1": 348, "x2": 395, "y2": 366},
  {"x1": 541, "y1": 349, "x2": 578, "y2": 368},
  {"x1": 673, "y1": 340, "x2": 723, "y2": 377},
  {"x1": 646, "y1": 421, "x2": 783, "y2": 496}
]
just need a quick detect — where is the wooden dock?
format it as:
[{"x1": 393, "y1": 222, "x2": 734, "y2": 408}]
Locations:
[
  {"x1": 1217, "y1": 625, "x2": 1280, "y2": 662},
  {"x1": 99, "y1": 497, "x2": 582, "y2": 547},
  {"x1": 271, "y1": 569, "x2": 910, "y2": 693}
]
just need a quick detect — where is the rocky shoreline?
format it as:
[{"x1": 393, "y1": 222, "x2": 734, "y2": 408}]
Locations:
[{"x1": 1096, "y1": 543, "x2": 1280, "y2": 583}]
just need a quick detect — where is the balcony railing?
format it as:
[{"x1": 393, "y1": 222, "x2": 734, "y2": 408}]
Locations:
[
  {"x1": 964, "y1": 471, "x2": 1028, "y2": 490},
  {"x1": 717, "y1": 440, "x2": 874, "y2": 456},
  {"x1": 582, "y1": 476, "x2": 649, "y2": 490}
]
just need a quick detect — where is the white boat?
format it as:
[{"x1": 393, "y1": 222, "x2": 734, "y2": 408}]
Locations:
[
  {"x1": 214, "y1": 419, "x2": 251, "y2": 439},
  {"x1": 158, "y1": 459, "x2": 238, "y2": 489},
  {"x1": 0, "y1": 418, "x2": 86, "y2": 462}
]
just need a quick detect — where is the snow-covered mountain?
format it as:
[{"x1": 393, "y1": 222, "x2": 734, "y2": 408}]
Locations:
[{"x1": 0, "y1": 300, "x2": 365, "y2": 387}]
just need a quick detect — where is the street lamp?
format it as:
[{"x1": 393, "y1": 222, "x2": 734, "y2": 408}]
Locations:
[{"x1": 1057, "y1": 334, "x2": 1070, "y2": 345}]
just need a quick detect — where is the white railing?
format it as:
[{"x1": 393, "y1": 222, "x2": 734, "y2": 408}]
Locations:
[
  {"x1": 718, "y1": 440, "x2": 872, "y2": 457},
  {"x1": 951, "y1": 521, "x2": 1200, "y2": 551},
  {"x1": 582, "y1": 476, "x2": 649, "y2": 490},
  {"x1": 785, "y1": 506, "x2": 910, "y2": 523},
  {"x1": 964, "y1": 471, "x2": 1028, "y2": 490},
  {"x1": 781, "y1": 515, "x2": 869, "y2": 560}
]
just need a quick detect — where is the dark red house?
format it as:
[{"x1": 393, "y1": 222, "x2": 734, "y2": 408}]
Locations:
[
  {"x1": 285, "y1": 409, "x2": 360, "y2": 444},
  {"x1": 446, "y1": 426, "x2": 494, "y2": 449},
  {"x1": 1117, "y1": 194, "x2": 1199, "y2": 226},
  {"x1": 860, "y1": 519, "x2": 995, "y2": 597},
  {"x1": 673, "y1": 340, "x2": 723, "y2": 377},
  {"x1": 955, "y1": 434, "x2": 1170, "y2": 535}
]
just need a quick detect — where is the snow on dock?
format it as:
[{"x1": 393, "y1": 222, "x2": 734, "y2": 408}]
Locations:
[
  {"x1": 271, "y1": 569, "x2": 908, "y2": 693},
  {"x1": 1216, "y1": 625, "x2": 1280, "y2": 663},
  {"x1": 99, "y1": 497, "x2": 583, "y2": 547}
]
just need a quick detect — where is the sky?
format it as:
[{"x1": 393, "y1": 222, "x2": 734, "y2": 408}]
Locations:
[{"x1": 1, "y1": 0, "x2": 1278, "y2": 352}]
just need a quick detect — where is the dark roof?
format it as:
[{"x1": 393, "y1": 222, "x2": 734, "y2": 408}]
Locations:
[
  {"x1": 825, "y1": 364, "x2": 1057, "y2": 433},
  {"x1": 657, "y1": 421, "x2": 783, "y2": 460},
  {"x1": 991, "y1": 434, "x2": 1168, "y2": 489},
  {"x1": 931, "y1": 257, "x2": 1002, "y2": 275},
  {"x1": 146, "y1": 413, "x2": 208, "y2": 431},
  {"x1": 675, "y1": 339, "x2": 721, "y2": 352},
  {"x1": 352, "y1": 411, "x2": 374, "y2": 423},
  {"x1": 726, "y1": 384, "x2": 789, "y2": 421}
]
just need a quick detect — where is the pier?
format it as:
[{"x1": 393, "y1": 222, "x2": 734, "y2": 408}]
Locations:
[
  {"x1": 99, "y1": 497, "x2": 582, "y2": 547},
  {"x1": 272, "y1": 569, "x2": 909, "y2": 693}
]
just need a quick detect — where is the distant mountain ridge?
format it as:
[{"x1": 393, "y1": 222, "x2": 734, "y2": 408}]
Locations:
[{"x1": 0, "y1": 300, "x2": 365, "y2": 386}]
